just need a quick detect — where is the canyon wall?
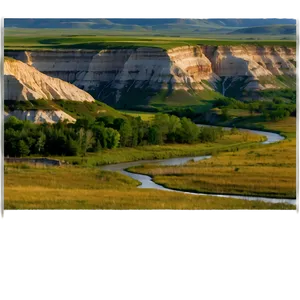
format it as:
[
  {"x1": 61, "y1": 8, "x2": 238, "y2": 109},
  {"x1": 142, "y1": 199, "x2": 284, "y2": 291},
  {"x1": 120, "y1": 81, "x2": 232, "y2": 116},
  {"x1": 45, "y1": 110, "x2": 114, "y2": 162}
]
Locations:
[{"x1": 5, "y1": 45, "x2": 296, "y2": 105}]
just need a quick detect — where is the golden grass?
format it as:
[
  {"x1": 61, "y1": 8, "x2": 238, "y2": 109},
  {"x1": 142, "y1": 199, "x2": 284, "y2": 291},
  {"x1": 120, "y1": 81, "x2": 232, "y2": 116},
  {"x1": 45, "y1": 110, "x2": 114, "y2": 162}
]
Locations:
[
  {"x1": 4, "y1": 171, "x2": 293, "y2": 210},
  {"x1": 130, "y1": 118, "x2": 296, "y2": 199}
]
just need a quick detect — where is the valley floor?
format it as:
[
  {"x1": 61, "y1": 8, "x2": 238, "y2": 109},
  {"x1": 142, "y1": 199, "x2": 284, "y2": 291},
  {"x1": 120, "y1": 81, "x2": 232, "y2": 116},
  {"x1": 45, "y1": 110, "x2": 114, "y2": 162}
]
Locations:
[
  {"x1": 4, "y1": 119, "x2": 296, "y2": 209},
  {"x1": 129, "y1": 118, "x2": 296, "y2": 199}
]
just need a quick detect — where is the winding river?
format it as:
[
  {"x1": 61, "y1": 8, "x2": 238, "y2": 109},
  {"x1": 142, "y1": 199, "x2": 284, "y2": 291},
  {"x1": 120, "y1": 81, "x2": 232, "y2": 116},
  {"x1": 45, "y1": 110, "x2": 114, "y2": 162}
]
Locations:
[{"x1": 101, "y1": 126, "x2": 295, "y2": 205}]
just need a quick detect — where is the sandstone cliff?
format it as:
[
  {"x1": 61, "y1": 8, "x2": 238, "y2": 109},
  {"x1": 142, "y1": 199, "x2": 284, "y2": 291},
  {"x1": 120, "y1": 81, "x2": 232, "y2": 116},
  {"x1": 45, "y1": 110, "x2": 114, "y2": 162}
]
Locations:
[
  {"x1": 4, "y1": 57, "x2": 95, "y2": 102},
  {"x1": 5, "y1": 45, "x2": 295, "y2": 105}
]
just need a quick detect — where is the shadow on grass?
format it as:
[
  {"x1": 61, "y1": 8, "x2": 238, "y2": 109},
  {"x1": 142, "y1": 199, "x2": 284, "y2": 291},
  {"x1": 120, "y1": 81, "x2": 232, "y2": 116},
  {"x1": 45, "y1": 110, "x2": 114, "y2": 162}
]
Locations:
[{"x1": 39, "y1": 40, "x2": 167, "y2": 50}]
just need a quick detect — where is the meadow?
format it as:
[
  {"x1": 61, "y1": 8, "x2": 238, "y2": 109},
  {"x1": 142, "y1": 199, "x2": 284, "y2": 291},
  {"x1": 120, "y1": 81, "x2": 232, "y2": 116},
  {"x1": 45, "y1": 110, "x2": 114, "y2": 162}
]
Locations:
[
  {"x1": 4, "y1": 163, "x2": 294, "y2": 210},
  {"x1": 128, "y1": 118, "x2": 296, "y2": 199},
  {"x1": 4, "y1": 29, "x2": 296, "y2": 50},
  {"x1": 119, "y1": 110, "x2": 156, "y2": 121}
]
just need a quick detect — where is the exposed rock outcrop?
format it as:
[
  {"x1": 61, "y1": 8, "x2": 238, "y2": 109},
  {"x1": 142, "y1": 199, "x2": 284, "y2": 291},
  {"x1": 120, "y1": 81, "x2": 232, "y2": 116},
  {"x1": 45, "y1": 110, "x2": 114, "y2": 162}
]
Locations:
[
  {"x1": 4, "y1": 109, "x2": 76, "y2": 124},
  {"x1": 4, "y1": 57, "x2": 95, "y2": 102},
  {"x1": 5, "y1": 45, "x2": 296, "y2": 104}
]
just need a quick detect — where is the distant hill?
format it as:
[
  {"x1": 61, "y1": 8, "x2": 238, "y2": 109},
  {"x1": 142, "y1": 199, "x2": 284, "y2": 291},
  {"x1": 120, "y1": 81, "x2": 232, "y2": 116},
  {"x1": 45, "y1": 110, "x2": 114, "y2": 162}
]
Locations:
[
  {"x1": 4, "y1": 18, "x2": 296, "y2": 35},
  {"x1": 230, "y1": 25, "x2": 296, "y2": 35}
]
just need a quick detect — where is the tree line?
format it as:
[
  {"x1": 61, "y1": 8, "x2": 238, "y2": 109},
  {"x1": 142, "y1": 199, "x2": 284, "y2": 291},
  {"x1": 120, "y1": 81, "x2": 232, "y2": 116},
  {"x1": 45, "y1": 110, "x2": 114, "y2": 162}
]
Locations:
[
  {"x1": 4, "y1": 114, "x2": 225, "y2": 157},
  {"x1": 213, "y1": 94, "x2": 296, "y2": 122}
]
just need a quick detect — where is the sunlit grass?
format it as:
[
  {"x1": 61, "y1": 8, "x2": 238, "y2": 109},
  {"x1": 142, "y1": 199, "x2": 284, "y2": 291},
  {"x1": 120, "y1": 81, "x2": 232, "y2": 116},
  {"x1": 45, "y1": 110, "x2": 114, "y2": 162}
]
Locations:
[
  {"x1": 120, "y1": 110, "x2": 156, "y2": 121},
  {"x1": 4, "y1": 164, "x2": 294, "y2": 210},
  {"x1": 129, "y1": 118, "x2": 296, "y2": 199}
]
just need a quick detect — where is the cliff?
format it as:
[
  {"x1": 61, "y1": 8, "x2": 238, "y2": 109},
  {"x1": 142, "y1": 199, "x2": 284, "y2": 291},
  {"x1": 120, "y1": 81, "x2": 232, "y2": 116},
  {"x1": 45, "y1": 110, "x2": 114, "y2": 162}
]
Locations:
[
  {"x1": 5, "y1": 45, "x2": 296, "y2": 106},
  {"x1": 4, "y1": 57, "x2": 95, "y2": 102}
]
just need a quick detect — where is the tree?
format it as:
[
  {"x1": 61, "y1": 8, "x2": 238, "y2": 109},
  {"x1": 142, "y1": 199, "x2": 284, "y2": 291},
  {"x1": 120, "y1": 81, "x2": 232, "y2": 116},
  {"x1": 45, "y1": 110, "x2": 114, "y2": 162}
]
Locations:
[
  {"x1": 167, "y1": 115, "x2": 181, "y2": 142},
  {"x1": 65, "y1": 138, "x2": 80, "y2": 156},
  {"x1": 78, "y1": 128, "x2": 94, "y2": 155},
  {"x1": 105, "y1": 128, "x2": 120, "y2": 149},
  {"x1": 148, "y1": 126, "x2": 163, "y2": 145},
  {"x1": 178, "y1": 118, "x2": 200, "y2": 143},
  {"x1": 153, "y1": 114, "x2": 170, "y2": 142},
  {"x1": 35, "y1": 132, "x2": 46, "y2": 154},
  {"x1": 119, "y1": 120, "x2": 133, "y2": 147},
  {"x1": 17, "y1": 140, "x2": 30, "y2": 157}
]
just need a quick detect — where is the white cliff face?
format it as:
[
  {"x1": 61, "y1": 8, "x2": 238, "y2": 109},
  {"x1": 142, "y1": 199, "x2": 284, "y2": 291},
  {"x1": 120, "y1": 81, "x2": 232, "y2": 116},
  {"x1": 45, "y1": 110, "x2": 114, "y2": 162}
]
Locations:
[
  {"x1": 5, "y1": 45, "x2": 296, "y2": 103},
  {"x1": 6, "y1": 47, "x2": 215, "y2": 103},
  {"x1": 4, "y1": 57, "x2": 95, "y2": 102},
  {"x1": 4, "y1": 110, "x2": 76, "y2": 124},
  {"x1": 202, "y1": 45, "x2": 296, "y2": 77}
]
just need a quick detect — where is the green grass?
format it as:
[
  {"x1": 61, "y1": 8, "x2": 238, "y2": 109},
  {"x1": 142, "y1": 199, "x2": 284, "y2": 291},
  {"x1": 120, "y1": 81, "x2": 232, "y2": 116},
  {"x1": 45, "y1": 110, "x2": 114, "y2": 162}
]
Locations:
[
  {"x1": 119, "y1": 110, "x2": 156, "y2": 121},
  {"x1": 4, "y1": 32, "x2": 296, "y2": 51},
  {"x1": 258, "y1": 75, "x2": 296, "y2": 90},
  {"x1": 53, "y1": 100, "x2": 124, "y2": 119},
  {"x1": 150, "y1": 89, "x2": 222, "y2": 107}
]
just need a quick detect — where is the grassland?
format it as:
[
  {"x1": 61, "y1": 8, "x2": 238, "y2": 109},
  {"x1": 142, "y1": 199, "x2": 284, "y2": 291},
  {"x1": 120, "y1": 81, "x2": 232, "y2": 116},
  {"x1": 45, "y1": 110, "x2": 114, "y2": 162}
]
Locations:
[
  {"x1": 4, "y1": 30, "x2": 296, "y2": 51},
  {"x1": 4, "y1": 118, "x2": 295, "y2": 209},
  {"x1": 119, "y1": 110, "x2": 156, "y2": 121},
  {"x1": 56, "y1": 131, "x2": 265, "y2": 166},
  {"x1": 4, "y1": 163, "x2": 294, "y2": 210},
  {"x1": 128, "y1": 118, "x2": 296, "y2": 199}
]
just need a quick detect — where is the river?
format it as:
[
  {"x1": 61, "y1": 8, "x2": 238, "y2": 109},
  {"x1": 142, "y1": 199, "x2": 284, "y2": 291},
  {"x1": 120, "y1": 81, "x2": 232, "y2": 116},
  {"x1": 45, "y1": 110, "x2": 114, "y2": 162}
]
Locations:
[{"x1": 101, "y1": 126, "x2": 295, "y2": 205}]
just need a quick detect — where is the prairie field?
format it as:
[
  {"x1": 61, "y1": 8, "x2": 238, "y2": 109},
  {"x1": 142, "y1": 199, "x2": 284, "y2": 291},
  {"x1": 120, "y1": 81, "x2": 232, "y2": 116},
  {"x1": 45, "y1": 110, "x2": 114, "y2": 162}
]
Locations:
[
  {"x1": 4, "y1": 30, "x2": 296, "y2": 51},
  {"x1": 4, "y1": 163, "x2": 294, "y2": 210}
]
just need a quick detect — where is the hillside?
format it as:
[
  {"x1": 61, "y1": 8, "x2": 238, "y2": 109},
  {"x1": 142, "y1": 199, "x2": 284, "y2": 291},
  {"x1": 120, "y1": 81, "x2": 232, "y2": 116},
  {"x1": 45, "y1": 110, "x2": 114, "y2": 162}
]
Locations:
[
  {"x1": 230, "y1": 25, "x2": 296, "y2": 35},
  {"x1": 4, "y1": 57, "x2": 125, "y2": 123},
  {"x1": 4, "y1": 18, "x2": 296, "y2": 34}
]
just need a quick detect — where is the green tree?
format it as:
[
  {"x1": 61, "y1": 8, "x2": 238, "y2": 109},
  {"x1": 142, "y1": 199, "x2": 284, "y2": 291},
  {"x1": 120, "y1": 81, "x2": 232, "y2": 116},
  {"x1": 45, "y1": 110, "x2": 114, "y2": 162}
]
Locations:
[
  {"x1": 106, "y1": 128, "x2": 120, "y2": 149},
  {"x1": 17, "y1": 140, "x2": 30, "y2": 157},
  {"x1": 119, "y1": 120, "x2": 133, "y2": 147},
  {"x1": 35, "y1": 132, "x2": 46, "y2": 153},
  {"x1": 148, "y1": 126, "x2": 163, "y2": 145},
  {"x1": 167, "y1": 115, "x2": 181, "y2": 142},
  {"x1": 78, "y1": 128, "x2": 94, "y2": 155},
  {"x1": 178, "y1": 118, "x2": 200, "y2": 144}
]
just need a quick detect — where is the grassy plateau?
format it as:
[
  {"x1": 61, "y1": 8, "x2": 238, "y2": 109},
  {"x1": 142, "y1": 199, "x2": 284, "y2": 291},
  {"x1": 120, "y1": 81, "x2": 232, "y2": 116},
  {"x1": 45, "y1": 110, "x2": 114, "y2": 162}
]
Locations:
[{"x1": 4, "y1": 30, "x2": 296, "y2": 51}]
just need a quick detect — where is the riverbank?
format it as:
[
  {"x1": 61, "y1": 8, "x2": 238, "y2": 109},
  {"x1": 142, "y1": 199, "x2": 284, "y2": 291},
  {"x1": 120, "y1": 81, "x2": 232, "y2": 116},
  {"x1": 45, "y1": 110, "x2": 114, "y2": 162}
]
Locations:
[
  {"x1": 128, "y1": 118, "x2": 296, "y2": 200},
  {"x1": 56, "y1": 130, "x2": 264, "y2": 166}
]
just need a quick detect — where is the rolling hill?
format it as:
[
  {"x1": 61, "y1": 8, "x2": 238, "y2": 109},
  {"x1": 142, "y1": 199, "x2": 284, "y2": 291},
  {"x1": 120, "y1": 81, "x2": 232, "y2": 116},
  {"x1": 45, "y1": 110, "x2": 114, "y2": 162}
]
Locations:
[
  {"x1": 4, "y1": 18, "x2": 296, "y2": 35},
  {"x1": 230, "y1": 25, "x2": 296, "y2": 35}
]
